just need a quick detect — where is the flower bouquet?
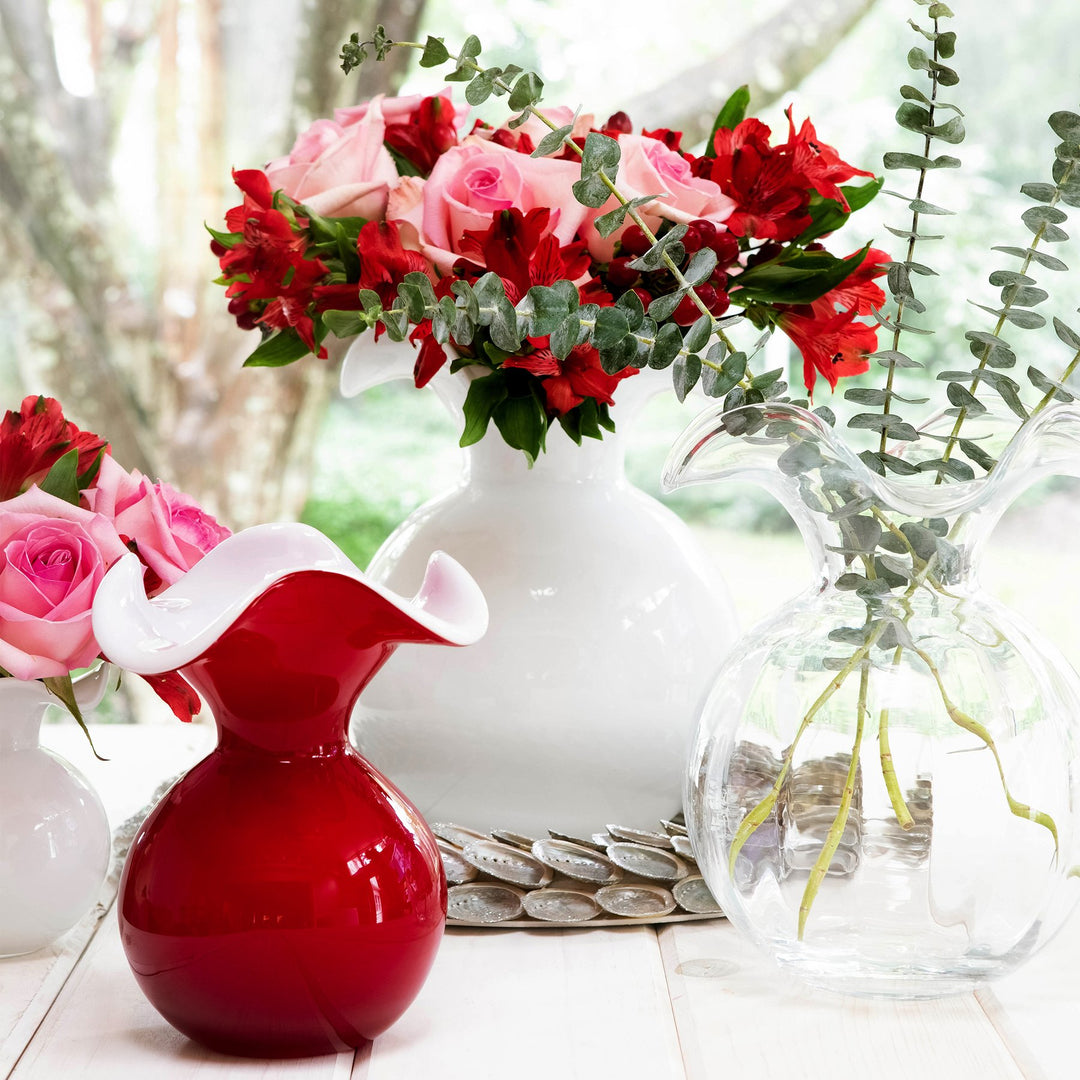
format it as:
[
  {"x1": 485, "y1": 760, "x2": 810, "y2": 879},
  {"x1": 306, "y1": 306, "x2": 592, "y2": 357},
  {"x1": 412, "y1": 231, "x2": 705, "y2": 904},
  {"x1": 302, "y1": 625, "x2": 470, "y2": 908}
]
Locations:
[
  {"x1": 0, "y1": 394, "x2": 230, "y2": 731},
  {"x1": 212, "y1": 39, "x2": 889, "y2": 462}
]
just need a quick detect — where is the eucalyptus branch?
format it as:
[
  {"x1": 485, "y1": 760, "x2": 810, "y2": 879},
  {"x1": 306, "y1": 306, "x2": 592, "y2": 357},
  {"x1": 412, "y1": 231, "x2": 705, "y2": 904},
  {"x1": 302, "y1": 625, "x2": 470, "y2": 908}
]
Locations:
[{"x1": 937, "y1": 156, "x2": 1077, "y2": 470}]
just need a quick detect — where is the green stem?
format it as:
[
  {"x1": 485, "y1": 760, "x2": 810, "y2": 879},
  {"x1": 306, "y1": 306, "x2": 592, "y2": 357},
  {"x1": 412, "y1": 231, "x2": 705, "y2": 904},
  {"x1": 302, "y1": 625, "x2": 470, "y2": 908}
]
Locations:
[
  {"x1": 910, "y1": 642, "x2": 1059, "y2": 857},
  {"x1": 727, "y1": 623, "x2": 886, "y2": 874},
  {"x1": 880, "y1": 17, "x2": 941, "y2": 454},
  {"x1": 1030, "y1": 345, "x2": 1080, "y2": 419},
  {"x1": 878, "y1": 645, "x2": 914, "y2": 830},
  {"x1": 798, "y1": 655, "x2": 868, "y2": 939}
]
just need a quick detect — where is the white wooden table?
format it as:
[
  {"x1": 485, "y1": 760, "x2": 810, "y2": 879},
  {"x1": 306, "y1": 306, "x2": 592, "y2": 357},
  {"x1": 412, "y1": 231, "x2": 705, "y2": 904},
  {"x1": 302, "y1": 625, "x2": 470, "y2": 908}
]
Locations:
[{"x1": 3, "y1": 723, "x2": 1078, "y2": 1080}]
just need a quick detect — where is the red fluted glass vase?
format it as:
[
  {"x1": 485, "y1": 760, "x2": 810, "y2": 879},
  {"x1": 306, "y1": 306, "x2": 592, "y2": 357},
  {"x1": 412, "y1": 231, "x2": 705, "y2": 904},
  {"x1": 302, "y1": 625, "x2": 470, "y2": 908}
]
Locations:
[{"x1": 92, "y1": 523, "x2": 487, "y2": 1057}]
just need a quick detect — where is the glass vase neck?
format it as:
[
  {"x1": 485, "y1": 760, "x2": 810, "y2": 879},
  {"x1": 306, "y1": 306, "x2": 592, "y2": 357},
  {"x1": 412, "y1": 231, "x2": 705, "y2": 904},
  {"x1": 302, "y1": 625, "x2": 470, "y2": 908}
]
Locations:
[{"x1": 662, "y1": 402, "x2": 1080, "y2": 591}]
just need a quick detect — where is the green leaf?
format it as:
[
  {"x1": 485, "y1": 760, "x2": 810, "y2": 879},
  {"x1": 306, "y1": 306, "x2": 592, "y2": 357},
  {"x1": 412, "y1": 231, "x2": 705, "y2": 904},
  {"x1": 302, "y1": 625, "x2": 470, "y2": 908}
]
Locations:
[
  {"x1": 1049, "y1": 111, "x2": 1080, "y2": 143},
  {"x1": 465, "y1": 69, "x2": 497, "y2": 106},
  {"x1": 683, "y1": 247, "x2": 718, "y2": 286},
  {"x1": 880, "y1": 452, "x2": 921, "y2": 476},
  {"x1": 1053, "y1": 317, "x2": 1080, "y2": 352},
  {"x1": 628, "y1": 226, "x2": 687, "y2": 272},
  {"x1": 899, "y1": 84, "x2": 963, "y2": 115},
  {"x1": 42, "y1": 673, "x2": 101, "y2": 758},
  {"x1": 989, "y1": 270, "x2": 1035, "y2": 287},
  {"x1": 991, "y1": 245, "x2": 1068, "y2": 271},
  {"x1": 615, "y1": 287, "x2": 646, "y2": 331},
  {"x1": 243, "y1": 330, "x2": 312, "y2": 367},
  {"x1": 580, "y1": 132, "x2": 621, "y2": 176},
  {"x1": 460, "y1": 371, "x2": 508, "y2": 446},
  {"x1": 883, "y1": 152, "x2": 962, "y2": 170},
  {"x1": 672, "y1": 352, "x2": 701, "y2": 402},
  {"x1": 733, "y1": 245, "x2": 872, "y2": 305},
  {"x1": 707, "y1": 85, "x2": 751, "y2": 149},
  {"x1": 549, "y1": 312, "x2": 582, "y2": 360},
  {"x1": 1028, "y1": 366, "x2": 1075, "y2": 402},
  {"x1": 648, "y1": 322, "x2": 683, "y2": 369},
  {"x1": 419, "y1": 36, "x2": 451, "y2": 67},
  {"x1": 40, "y1": 448, "x2": 81, "y2": 506},
  {"x1": 493, "y1": 392, "x2": 547, "y2": 462},
  {"x1": 959, "y1": 439, "x2": 996, "y2": 471},
  {"x1": 1021, "y1": 182, "x2": 1059, "y2": 203},
  {"x1": 322, "y1": 310, "x2": 365, "y2": 339},
  {"x1": 872, "y1": 349, "x2": 923, "y2": 369},
  {"x1": 593, "y1": 195, "x2": 656, "y2": 238},
  {"x1": 1000, "y1": 284, "x2": 1049, "y2": 307},
  {"x1": 572, "y1": 172, "x2": 612, "y2": 209},
  {"x1": 946, "y1": 381, "x2": 986, "y2": 415},
  {"x1": 918, "y1": 457, "x2": 975, "y2": 481},
  {"x1": 646, "y1": 290, "x2": 686, "y2": 322},
  {"x1": 682, "y1": 313, "x2": 712, "y2": 354},
  {"x1": 591, "y1": 306, "x2": 631, "y2": 349},
  {"x1": 508, "y1": 71, "x2": 543, "y2": 111},
  {"x1": 532, "y1": 123, "x2": 573, "y2": 158},
  {"x1": 970, "y1": 302, "x2": 1046, "y2": 330},
  {"x1": 516, "y1": 284, "x2": 574, "y2": 338}
]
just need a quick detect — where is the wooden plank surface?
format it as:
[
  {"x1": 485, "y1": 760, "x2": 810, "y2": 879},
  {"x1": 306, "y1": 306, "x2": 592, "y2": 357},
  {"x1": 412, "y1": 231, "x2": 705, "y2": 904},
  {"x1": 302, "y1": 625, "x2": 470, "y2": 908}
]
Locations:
[
  {"x1": 9, "y1": 913, "x2": 355, "y2": 1080},
  {"x1": 658, "y1": 920, "x2": 1029, "y2": 1080},
  {"x1": 360, "y1": 926, "x2": 685, "y2": 1080},
  {"x1": 6, "y1": 724, "x2": 1080, "y2": 1079}
]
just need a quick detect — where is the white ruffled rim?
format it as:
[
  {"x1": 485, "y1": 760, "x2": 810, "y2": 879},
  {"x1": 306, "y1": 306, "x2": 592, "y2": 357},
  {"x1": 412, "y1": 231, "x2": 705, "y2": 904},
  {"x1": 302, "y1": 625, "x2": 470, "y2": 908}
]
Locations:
[{"x1": 91, "y1": 522, "x2": 488, "y2": 676}]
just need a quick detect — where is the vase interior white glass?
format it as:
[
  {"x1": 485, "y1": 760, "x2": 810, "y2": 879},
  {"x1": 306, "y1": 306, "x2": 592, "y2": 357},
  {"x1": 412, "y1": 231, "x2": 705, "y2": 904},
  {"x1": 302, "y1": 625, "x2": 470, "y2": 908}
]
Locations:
[
  {"x1": 663, "y1": 401, "x2": 1080, "y2": 997},
  {"x1": 340, "y1": 339, "x2": 738, "y2": 837}
]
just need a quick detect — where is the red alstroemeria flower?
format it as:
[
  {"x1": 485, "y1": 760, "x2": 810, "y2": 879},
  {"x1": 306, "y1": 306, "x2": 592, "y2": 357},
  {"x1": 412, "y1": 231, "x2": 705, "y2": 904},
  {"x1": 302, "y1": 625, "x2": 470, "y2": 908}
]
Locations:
[
  {"x1": 703, "y1": 119, "x2": 812, "y2": 241},
  {"x1": 0, "y1": 396, "x2": 108, "y2": 501},
  {"x1": 776, "y1": 305, "x2": 879, "y2": 397},
  {"x1": 780, "y1": 110, "x2": 876, "y2": 209},
  {"x1": 385, "y1": 95, "x2": 462, "y2": 175},
  {"x1": 541, "y1": 344, "x2": 638, "y2": 416},
  {"x1": 357, "y1": 219, "x2": 432, "y2": 310},
  {"x1": 821, "y1": 247, "x2": 891, "y2": 314},
  {"x1": 457, "y1": 207, "x2": 592, "y2": 303}
]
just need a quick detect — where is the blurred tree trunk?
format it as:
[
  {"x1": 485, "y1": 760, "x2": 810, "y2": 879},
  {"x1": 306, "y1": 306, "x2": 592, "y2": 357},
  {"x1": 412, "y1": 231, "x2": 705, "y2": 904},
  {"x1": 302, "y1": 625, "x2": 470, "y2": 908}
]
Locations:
[
  {"x1": 623, "y1": 0, "x2": 879, "y2": 141},
  {"x1": 0, "y1": 0, "x2": 426, "y2": 528}
]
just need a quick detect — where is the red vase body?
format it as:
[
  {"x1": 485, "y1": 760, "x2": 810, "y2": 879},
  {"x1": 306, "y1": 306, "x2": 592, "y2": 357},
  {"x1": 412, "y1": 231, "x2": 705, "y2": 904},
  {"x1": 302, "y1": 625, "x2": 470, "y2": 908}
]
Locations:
[{"x1": 105, "y1": 550, "x2": 483, "y2": 1058}]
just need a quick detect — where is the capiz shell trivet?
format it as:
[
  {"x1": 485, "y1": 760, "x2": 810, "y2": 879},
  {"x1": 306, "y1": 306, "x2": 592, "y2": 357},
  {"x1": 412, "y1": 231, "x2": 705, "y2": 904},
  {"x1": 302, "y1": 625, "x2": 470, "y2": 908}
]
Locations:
[{"x1": 435, "y1": 819, "x2": 724, "y2": 927}]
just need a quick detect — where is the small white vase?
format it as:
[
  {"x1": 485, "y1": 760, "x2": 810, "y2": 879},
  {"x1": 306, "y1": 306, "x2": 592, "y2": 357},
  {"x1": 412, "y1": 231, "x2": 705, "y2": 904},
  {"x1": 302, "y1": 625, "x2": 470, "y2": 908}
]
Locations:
[
  {"x1": 0, "y1": 668, "x2": 112, "y2": 957},
  {"x1": 341, "y1": 340, "x2": 738, "y2": 836}
]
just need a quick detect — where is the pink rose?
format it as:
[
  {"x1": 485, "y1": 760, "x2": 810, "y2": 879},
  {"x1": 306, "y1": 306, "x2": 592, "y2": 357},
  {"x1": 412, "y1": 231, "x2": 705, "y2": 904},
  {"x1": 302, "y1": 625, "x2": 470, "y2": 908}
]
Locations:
[
  {"x1": 84, "y1": 456, "x2": 230, "y2": 591},
  {"x1": 0, "y1": 488, "x2": 128, "y2": 679},
  {"x1": 475, "y1": 105, "x2": 594, "y2": 150},
  {"x1": 394, "y1": 139, "x2": 590, "y2": 274},
  {"x1": 265, "y1": 96, "x2": 400, "y2": 219},
  {"x1": 335, "y1": 88, "x2": 469, "y2": 132},
  {"x1": 582, "y1": 134, "x2": 737, "y2": 261}
]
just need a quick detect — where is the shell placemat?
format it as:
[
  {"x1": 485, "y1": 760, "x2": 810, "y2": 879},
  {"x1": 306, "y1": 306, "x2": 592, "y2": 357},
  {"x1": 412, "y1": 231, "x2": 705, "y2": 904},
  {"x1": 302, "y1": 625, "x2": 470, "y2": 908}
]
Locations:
[{"x1": 436, "y1": 817, "x2": 724, "y2": 928}]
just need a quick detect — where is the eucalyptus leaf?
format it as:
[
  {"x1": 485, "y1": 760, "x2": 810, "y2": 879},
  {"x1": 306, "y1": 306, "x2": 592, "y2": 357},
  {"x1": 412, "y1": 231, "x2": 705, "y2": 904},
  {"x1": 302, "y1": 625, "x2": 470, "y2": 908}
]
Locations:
[
  {"x1": 532, "y1": 124, "x2": 573, "y2": 158},
  {"x1": 992, "y1": 246, "x2": 1068, "y2": 271},
  {"x1": 1053, "y1": 317, "x2": 1080, "y2": 352},
  {"x1": 672, "y1": 352, "x2": 702, "y2": 402}
]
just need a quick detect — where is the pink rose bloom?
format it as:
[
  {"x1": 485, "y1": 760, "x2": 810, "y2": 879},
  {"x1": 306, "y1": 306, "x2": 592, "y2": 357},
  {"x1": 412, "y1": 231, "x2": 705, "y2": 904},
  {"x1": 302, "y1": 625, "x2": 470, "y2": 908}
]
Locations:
[
  {"x1": 0, "y1": 488, "x2": 128, "y2": 679},
  {"x1": 335, "y1": 87, "x2": 469, "y2": 132},
  {"x1": 582, "y1": 133, "x2": 737, "y2": 261},
  {"x1": 265, "y1": 95, "x2": 400, "y2": 219},
  {"x1": 85, "y1": 456, "x2": 230, "y2": 592},
  {"x1": 475, "y1": 105, "x2": 594, "y2": 150},
  {"x1": 392, "y1": 139, "x2": 591, "y2": 274}
]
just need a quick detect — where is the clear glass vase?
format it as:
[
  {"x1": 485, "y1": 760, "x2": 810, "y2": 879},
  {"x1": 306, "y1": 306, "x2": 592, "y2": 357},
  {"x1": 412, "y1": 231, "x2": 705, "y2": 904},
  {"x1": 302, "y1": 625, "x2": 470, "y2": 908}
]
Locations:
[{"x1": 662, "y1": 401, "x2": 1080, "y2": 997}]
